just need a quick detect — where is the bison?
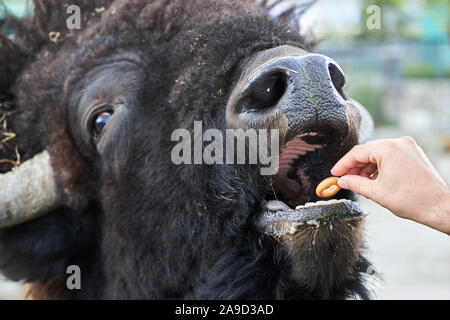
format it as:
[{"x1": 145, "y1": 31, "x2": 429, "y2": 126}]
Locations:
[{"x1": 0, "y1": 0, "x2": 374, "y2": 299}]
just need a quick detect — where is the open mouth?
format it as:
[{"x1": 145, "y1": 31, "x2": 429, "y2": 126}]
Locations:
[{"x1": 255, "y1": 130, "x2": 364, "y2": 237}]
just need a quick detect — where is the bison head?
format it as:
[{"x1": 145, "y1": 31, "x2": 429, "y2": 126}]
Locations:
[{"x1": 0, "y1": 0, "x2": 374, "y2": 299}]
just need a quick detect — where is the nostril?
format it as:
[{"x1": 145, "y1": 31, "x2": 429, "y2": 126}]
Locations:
[
  {"x1": 328, "y1": 62, "x2": 346, "y2": 95},
  {"x1": 236, "y1": 71, "x2": 287, "y2": 113}
]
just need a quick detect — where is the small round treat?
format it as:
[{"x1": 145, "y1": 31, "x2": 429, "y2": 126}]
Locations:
[{"x1": 316, "y1": 177, "x2": 341, "y2": 198}]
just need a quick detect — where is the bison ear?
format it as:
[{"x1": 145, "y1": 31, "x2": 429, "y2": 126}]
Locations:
[
  {"x1": 256, "y1": 0, "x2": 317, "y2": 21},
  {"x1": 351, "y1": 100, "x2": 374, "y2": 144},
  {"x1": 0, "y1": 32, "x2": 28, "y2": 95},
  {"x1": 0, "y1": 29, "x2": 29, "y2": 174}
]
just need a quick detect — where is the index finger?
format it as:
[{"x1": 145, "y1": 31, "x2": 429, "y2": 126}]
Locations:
[{"x1": 331, "y1": 143, "x2": 380, "y2": 176}]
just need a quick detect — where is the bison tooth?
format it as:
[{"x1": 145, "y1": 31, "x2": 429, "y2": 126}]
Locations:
[
  {"x1": 288, "y1": 224, "x2": 297, "y2": 234},
  {"x1": 306, "y1": 219, "x2": 319, "y2": 226},
  {"x1": 366, "y1": 265, "x2": 376, "y2": 275},
  {"x1": 327, "y1": 199, "x2": 339, "y2": 204},
  {"x1": 304, "y1": 202, "x2": 316, "y2": 207},
  {"x1": 265, "y1": 200, "x2": 290, "y2": 212},
  {"x1": 316, "y1": 201, "x2": 327, "y2": 205}
]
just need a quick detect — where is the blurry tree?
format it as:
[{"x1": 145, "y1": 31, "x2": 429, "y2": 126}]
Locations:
[
  {"x1": 358, "y1": 0, "x2": 449, "y2": 40},
  {"x1": 359, "y1": 0, "x2": 410, "y2": 39}
]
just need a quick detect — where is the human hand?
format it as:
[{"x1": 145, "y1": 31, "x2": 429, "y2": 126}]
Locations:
[{"x1": 331, "y1": 137, "x2": 450, "y2": 235}]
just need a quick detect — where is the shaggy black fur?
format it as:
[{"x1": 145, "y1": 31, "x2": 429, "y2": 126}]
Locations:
[{"x1": 0, "y1": 0, "x2": 371, "y2": 299}]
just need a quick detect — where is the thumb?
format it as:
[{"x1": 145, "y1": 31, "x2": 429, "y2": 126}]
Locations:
[{"x1": 338, "y1": 175, "x2": 375, "y2": 199}]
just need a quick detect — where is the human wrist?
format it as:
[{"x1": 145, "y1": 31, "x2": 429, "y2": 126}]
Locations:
[{"x1": 426, "y1": 186, "x2": 450, "y2": 235}]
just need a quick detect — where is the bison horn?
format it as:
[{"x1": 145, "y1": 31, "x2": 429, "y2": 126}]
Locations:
[{"x1": 0, "y1": 151, "x2": 61, "y2": 228}]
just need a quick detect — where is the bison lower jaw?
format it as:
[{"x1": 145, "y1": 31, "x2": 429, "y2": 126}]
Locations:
[
  {"x1": 280, "y1": 215, "x2": 365, "y2": 296},
  {"x1": 255, "y1": 199, "x2": 365, "y2": 238},
  {"x1": 255, "y1": 199, "x2": 366, "y2": 296}
]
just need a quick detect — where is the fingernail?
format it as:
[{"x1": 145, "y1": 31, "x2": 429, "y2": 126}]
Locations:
[{"x1": 338, "y1": 178, "x2": 349, "y2": 189}]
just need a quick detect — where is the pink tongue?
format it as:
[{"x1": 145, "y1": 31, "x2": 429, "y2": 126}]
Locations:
[{"x1": 273, "y1": 138, "x2": 323, "y2": 200}]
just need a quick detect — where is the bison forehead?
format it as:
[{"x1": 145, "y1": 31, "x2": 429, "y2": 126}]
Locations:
[{"x1": 81, "y1": 0, "x2": 263, "y2": 41}]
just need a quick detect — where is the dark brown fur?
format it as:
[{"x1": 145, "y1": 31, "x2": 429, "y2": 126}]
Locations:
[{"x1": 0, "y1": 0, "x2": 371, "y2": 299}]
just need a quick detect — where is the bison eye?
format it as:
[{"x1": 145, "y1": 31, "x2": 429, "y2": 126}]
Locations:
[{"x1": 92, "y1": 109, "x2": 114, "y2": 140}]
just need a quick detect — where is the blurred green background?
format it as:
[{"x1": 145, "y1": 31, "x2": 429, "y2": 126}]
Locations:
[{"x1": 302, "y1": 0, "x2": 449, "y2": 130}]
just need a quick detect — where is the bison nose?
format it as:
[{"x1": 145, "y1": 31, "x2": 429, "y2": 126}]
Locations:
[
  {"x1": 236, "y1": 56, "x2": 345, "y2": 113},
  {"x1": 227, "y1": 51, "x2": 351, "y2": 139},
  {"x1": 327, "y1": 59, "x2": 346, "y2": 95}
]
